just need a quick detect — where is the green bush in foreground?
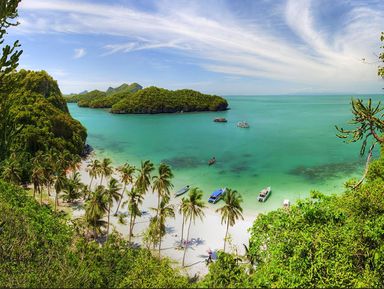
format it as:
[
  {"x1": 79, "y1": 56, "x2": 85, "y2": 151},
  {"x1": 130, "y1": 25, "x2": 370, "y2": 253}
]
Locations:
[{"x1": 0, "y1": 180, "x2": 190, "y2": 288}]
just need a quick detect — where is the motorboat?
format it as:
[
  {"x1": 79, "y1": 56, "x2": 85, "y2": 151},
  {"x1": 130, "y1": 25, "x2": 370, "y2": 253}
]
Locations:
[
  {"x1": 208, "y1": 188, "x2": 226, "y2": 203},
  {"x1": 208, "y1": 157, "x2": 216, "y2": 166},
  {"x1": 214, "y1": 117, "x2": 227, "y2": 123},
  {"x1": 258, "y1": 186, "x2": 271, "y2": 202},
  {"x1": 237, "y1": 121, "x2": 249, "y2": 128},
  {"x1": 175, "y1": 185, "x2": 190, "y2": 197}
]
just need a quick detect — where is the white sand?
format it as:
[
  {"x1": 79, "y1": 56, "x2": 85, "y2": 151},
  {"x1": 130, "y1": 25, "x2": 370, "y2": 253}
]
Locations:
[{"x1": 72, "y1": 157, "x2": 256, "y2": 277}]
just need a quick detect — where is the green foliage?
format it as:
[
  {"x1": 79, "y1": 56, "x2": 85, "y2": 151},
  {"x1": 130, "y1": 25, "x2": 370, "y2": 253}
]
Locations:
[
  {"x1": 379, "y1": 32, "x2": 384, "y2": 78},
  {"x1": 111, "y1": 86, "x2": 228, "y2": 114},
  {"x1": 65, "y1": 82, "x2": 143, "y2": 108},
  {"x1": 0, "y1": 180, "x2": 191, "y2": 288},
  {"x1": 0, "y1": 70, "x2": 87, "y2": 180},
  {"x1": 200, "y1": 251, "x2": 248, "y2": 288}
]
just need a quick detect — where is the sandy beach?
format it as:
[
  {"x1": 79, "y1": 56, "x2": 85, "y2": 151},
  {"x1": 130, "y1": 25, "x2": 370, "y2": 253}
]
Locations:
[{"x1": 73, "y1": 156, "x2": 256, "y2": 277}]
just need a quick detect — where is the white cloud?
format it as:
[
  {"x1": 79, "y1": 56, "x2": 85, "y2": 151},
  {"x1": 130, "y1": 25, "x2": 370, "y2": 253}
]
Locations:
[
  {"x1": 17, "y1": 0, "x2": 384, "y2": 92},
  {"x1": 73, "y1": 48, "x2": 86, "y2": 59}
]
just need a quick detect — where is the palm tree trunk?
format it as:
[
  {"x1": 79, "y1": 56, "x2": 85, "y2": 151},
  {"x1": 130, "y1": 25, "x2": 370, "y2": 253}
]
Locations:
[
  {"x1": 99, "y1": 174, "x2": 103, "y2": 185},
  {"x1": 128, "y1": 212, "x2": 134, "y2": 243},
  {"x1": 39, "y1": 187, "x2": 43, "y2": 205},
  {"x1": 89, "y1": 176, "x2": 94, "y2": 190},
  {"x1": 182, "y1": 216, "x2": 192, "y2": 267},
  {"x1": 114, "y1": 183, "x2": 126, "y2": 215},
  {"x1": 54, "y1": 191, "x2": 58, "y2": 211},
  {"x1": 107, "y1": 203, "x2": 111, "y2": 240},
  {"x1": 180, "y1": 213, "x2": 185, "y2": 246},
  {"x1": 159, "y1": 232, "x2": 162, "y2": 258},
  {"x1": 224, "y1": 217, "x2": 230, "y2": 252}
]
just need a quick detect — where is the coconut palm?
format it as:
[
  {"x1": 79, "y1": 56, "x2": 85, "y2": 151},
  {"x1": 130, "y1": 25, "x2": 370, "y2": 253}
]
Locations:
[
  {"x1": 99, "y1": 158, "x2": 113, "y2": 185},
  {"x1": 105, "y1": 177, "x2": 121, "y2": 238},
  {"x1": 87, "y1": 159, "x2": 100, "y2": 190},
  {"x1": 150, "y1": 198, "x2": 175, "y2": 258},
  {"x1": 216, "y1": 189, "x2": 244, "y2": 252},
  {"x1": 53, "y1": 172, "x2": 65, "y2": 211},
  {"x1": 114, "y1": 163, "x2": 135, "y2": 215},
  {"x1": 61, "y1": 171, "x2": 83, "y2": 203},
  {"x1": 85, "y1": 185, "x2": 108, "y2": 238},
  {"x1": 135, "y1": 160, "x2": 154, "y2": 195},
  {"x1": 31, "y1": 163, "x2": 44, "y2": 204},
  {"x1": 126, "y1": 188, "x2": 144, "y2": 243},
  {"x1": 152, "y1": 163, "x2": 173, "y2": 214},
  {"x1": 182, "y1": 187, "x2": 206, "y2": 267},
  {"x1": 178, "y1": 196, "x2": 189, "y2": 246},
  {"x1": 1, "y1": 157, "x2": 22, "y2": 184}
]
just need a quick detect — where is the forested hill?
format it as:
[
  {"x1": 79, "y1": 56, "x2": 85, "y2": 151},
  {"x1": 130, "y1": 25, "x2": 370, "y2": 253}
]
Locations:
[
  {"x1": 65, "y1": 82, "x2": 143, "y2": 108},
  {"x1": 65, "y1": 84, "x2": 228, "y2": 114},
  {"x1": 1, "y1": 69, "x2": 87, "y2": 180}
]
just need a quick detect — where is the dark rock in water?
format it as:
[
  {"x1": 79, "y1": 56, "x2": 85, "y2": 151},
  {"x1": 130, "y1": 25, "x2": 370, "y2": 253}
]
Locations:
[
  {"x1": 230, "y1": 164, "x2": 251, "y2": 174},
  {"x1": 81, "y1": 144, "x2": 93, "y2": 158},
  {"x1": 161, "y1": 156, "x2": 203, "y2": 169},
  {"x1": 288, "y1": 161, "x2": 362, "y2": 181}
]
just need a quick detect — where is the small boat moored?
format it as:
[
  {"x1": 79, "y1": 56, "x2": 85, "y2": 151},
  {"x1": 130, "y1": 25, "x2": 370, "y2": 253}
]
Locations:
[
  {"x1": 237, "y1": 121, "x2": 250, "y2": 128},
  {"x1": 175, "y1": 185, "x2": 190, "y2": 197},
  {"x1": 258, "y1": 186, "x2": 271, "y2": 202},
  {"x1": 214, "y1": 117, "x2": 227, "y2": 123},
  {"x1": 208, "y1": 157, "x2": 216, "y2": 166},
  {"x1": 208, "y1": 188, "x2": 226, "y2": 204}
]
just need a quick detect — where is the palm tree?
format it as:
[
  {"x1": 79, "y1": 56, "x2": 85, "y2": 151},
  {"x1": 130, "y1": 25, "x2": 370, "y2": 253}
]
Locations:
[
  {"x1": 99, "y1": 158, "x2": 113, "y2": 185},
  {"x1": 152, "y1": 163, "x2": 174, "y2": 214},
  {"x1": 31, "y1": 163, "x2": 44, "y2": 204},
  {"x1": 135, "y1": 160, "x2": 154, "y2": 195},
  {"x1": 126, "y1": 188, "x2": 144, "y2": 243},
  {"x1": 178, "y1": 197, "x2": 189, "y2": 246},
  {"x1": 85, "y1": 185, "x2": 108, "y2": 239},
  {"x1": 87, "y1": 159, "x2": 100, "y2": 190},
  {"x1": 53, "y1": 170, "x2": 67, "y2": 211},
  {"x1": 61, "y1": 171, "x2": 83, "y2": 203},
  {"x1": 182, "y1": 187, "x2": 206, "y2": 267},
  {"x1": 1, "y1": 157, "x2": 22, "y2": 184},
  {"x1": 105, "y1": 177, "x2": 121, "y2": 238},
  {"x1": 150, "y1": 198, "x2": 175, "y2": 258},
  {"x1": 216, "y1": 189, "x2": 244, "y2": 252},
  {"x1": 114, "y1": 163, "x2": 135, "y2": 215}
]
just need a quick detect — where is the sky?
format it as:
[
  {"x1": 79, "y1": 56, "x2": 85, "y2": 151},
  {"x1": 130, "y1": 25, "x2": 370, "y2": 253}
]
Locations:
[{"x1": 6, "y1": 0, "x2": 384, "y2": 95}]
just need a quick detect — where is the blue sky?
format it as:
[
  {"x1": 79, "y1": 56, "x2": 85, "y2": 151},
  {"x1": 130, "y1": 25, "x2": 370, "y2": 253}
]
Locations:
[{"x1": 8, "y1": 0, "x2": 384, "y2": 94}]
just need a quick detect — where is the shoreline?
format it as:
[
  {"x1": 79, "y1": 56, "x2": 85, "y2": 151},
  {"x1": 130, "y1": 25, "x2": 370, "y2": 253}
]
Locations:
[{"x1": 74, "y1": 155, "x2": 256, "y2": 277}]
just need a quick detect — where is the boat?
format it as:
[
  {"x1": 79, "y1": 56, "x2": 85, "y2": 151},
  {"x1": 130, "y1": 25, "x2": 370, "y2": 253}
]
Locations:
[
  {"x1": 283, "y1": 199, "x2": 290, "y2": 208},
  {"x1": 208, "y1": 157, "x2": 216, "y2": 166},
  {"x1": 258, "y1": 186, "x2": 271, "y2": 202},
  {"x1": 214, "y1": 117, "x2": 227, "y2": 123},
  {"x1": 208, "y1": 188, "x2": 226, "y2": 203},
  {"x1": 237, "y1": 121, "x2": 249, "y2": 128},
  {"x1": 175, "y1": 185, "x2": 190, "y2": 197}
]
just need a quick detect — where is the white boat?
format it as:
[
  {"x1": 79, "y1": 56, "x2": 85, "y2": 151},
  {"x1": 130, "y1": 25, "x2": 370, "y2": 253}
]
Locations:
[
  {"x1": 258, "y1": 186, "x2": 271, "y2": 202},
  {"x1": 175, "y1": 185, "x2": 190, "y2": 197},
  {"x1": 237, "y1": 121, "x2": 249, "y2": 128}
]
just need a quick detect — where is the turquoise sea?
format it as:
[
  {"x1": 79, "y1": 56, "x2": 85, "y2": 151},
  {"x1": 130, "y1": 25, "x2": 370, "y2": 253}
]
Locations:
[{"x1": 68, "y1": 95, "x2": 381, "y2": 213}]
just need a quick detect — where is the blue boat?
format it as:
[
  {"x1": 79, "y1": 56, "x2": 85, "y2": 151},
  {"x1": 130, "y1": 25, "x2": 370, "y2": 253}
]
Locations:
[{"x1": 208, "y1": 188, "x2": 226, "y2": 203}]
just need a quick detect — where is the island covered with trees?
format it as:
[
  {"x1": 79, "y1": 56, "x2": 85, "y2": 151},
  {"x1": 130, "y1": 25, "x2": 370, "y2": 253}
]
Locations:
[{"x1": 65, "y1": 84, "x2": 229, "y2": 114}]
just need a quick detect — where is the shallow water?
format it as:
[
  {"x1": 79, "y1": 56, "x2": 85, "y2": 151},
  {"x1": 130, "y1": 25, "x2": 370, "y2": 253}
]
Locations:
[{"x1": 68, "y1": 94, "x2": 381, "y2": 213}]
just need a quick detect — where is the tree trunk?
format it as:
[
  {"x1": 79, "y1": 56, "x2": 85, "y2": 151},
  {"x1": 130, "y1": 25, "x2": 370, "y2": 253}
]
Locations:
[
  {"x1": 99, "y1": 175, "x2": 103, "y2": 185},
  {"x1": 158, "y1": 230, "x2": 162, "y2": 259},
  {"x1": 180, "y1": 213, "x2": 185, "y2": 246},
  {"x1": 128, "y1": 211, "x2": 134, "y2": 243},
  {"x1": 354, "y1": 143, "x2": 376, "y2": 189},
  {"x1": 54, "y1": 190, "x2": 58, "y2": 211},
  {"x1": 88, "y1": 176, "x2": 94, "y2": 190},
  {"x1": 182, "y1": 216, "x2": 192, "y2": 267},
  {"x1": 107, "y1": 203, "x2": 111, "y2": 241},
  {"x1": 40, "y1": 187, "x2": 43, "y2": 205},
  {"x1": 223, "y1": 217, "x2": 230, "y2": 252},
  {"x1": 114, "y1": 183, "x2": 126, "y2": 215}
]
